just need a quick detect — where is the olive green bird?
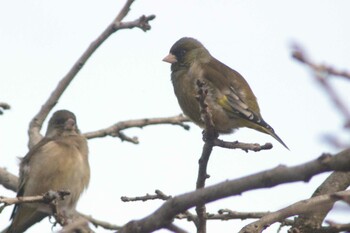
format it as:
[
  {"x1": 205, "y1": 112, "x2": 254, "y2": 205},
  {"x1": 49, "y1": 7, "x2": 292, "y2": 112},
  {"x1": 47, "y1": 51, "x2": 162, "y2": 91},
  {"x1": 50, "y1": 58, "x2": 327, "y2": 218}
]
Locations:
[{"x1": 163, "y1": 37, "x2": 288, "y2": 149}]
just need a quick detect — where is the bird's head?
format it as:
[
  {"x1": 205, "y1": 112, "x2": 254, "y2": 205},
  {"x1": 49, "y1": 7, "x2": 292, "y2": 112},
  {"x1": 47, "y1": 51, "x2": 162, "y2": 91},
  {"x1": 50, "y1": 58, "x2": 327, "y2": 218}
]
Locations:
[
  {"x1": 163, "y1": 37, "x2": 210, "y2": 70},
  {"x1": 46, "y1": 110, "x2": 80, "y2": 137}
]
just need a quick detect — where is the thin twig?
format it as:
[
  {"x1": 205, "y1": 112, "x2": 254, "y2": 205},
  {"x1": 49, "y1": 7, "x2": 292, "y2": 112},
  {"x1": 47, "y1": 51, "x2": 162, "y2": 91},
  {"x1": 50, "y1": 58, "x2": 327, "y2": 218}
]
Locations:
[
  {"x1": 213, "y1": 139, "x2": 272, "y2": 152},
  {"x1": 210, "y1": 209, "x2": 269, "y2": 221},
  {"x1": 27, "y1": 0, "x2": 156, "y2": 148},
  {"x1": 0, "y1": 102, "x2": 10, "y2": 114},
  {"x1": 166, "y1": 223, "x2": 189, "y2": 233},
  {"x1": 292, "y1": 171, "x2": 350, "y2": 231},
  {"x1": 83, "y1": 114, "x2": 190, "y2": 144},
  {"x1": 239, "y1": 190, "x2": 350, "y2": 233},
  {"x1": 114, "y1": 0, "x2": 134, "y2": 22},
  {"x1": 292, "y1": 45, "x2": 350, "y2": 80},
  {"x1": 4, "y1": 150, "x2": 350, "y2": 233},
  {"x1": 176, "y1": 209, "x2": 294, "y2": 225},
  {"x1": 195, "y1": 79, "x2": 218, "y2": 233},
  {"x1": 79, "y1": 212, "x2": 122, "y2": 230},
  {"x1": 292, "y1": 44, "x2": 350, "y2": 128},
  {"x1": 1, "y1": 190, "x2": 71, "y2": 227},
  {"x1": 121, "y1": 190, "x2": 199, "y2": 227},
  {"x1": 193, "y1": 79, "x2": 273, "y2": 232},
  {"x1": 121, "y1": 190, "x2": 171, "y2": 202},
  {"x1": 176, "y1": 212, "x2": 199, "y2": 227},
  {"x1": 117, "y1": 149, "x2": 350, "y2": 233},
  {"x1": 324, "y1": 220, "x2": 350, "y2": 232},
  {"x1": 0, "y1": 190, "x2": 70, "y2": 206},
  {"x1": 0, "y1": 167, "x2": 18, "y2": 192}
]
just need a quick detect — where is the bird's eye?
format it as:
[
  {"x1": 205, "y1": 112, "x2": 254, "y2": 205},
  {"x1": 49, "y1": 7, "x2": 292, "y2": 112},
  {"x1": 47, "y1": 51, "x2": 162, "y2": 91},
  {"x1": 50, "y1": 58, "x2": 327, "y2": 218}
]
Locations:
[
  {"x1": 174, "y1": 49, "x2": 186, "y2": 60},
  {"x1": 55, "y1": 118, "x2": 66, "y2": 126}
]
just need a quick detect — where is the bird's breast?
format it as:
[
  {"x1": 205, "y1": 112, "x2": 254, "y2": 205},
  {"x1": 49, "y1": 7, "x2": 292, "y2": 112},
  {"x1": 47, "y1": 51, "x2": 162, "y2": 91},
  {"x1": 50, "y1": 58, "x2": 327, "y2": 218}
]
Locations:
[
  {"x1": 27, "y1": 138, "x2": 90, "y2": 209},
  {"x1": 171, "y1": 69, "x2": 203, "y2": 126},
  {"x1": 171, "y1": 64, "x2": 242, "y2": 133}
]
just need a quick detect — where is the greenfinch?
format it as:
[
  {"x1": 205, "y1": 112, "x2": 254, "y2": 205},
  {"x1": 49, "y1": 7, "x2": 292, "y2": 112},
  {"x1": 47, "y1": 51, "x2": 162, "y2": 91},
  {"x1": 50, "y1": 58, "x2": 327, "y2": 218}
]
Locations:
[
  {"x1": 3, "y1": 110, "x2": 90, "y2": 233},
  {"x1": 163, "y1": 37, "x2": 288, "y2": 149}
]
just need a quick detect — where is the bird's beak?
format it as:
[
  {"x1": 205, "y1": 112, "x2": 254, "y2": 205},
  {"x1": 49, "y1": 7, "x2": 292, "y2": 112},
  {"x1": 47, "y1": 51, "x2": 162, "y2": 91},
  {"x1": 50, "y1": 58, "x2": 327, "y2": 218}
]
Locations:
[
  {"x1": 162, "y1": 53, "x2": 177, "y2": 64},
  {"x1": 64, "y1": 118, "x2": 76, "y2": 131}
]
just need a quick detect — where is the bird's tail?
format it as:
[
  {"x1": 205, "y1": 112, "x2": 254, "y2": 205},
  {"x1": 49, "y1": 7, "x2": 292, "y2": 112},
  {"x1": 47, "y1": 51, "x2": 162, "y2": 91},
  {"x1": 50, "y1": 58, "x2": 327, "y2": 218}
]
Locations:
[
  {"x1": 250, "y1": 119, "x2": 289, "y2": 150},
  {"x1": 1, "y1": 227, "x2": 9, "y2": 233},
  {"x1": 246, "y1": 118, "x2": 289, "y2": 150},
  {"x1": 264, "y1": 127, "x2": 289, "y2": 150},
  {"x1": 4, "y1": 206, "x2": 47, "y2": 233}
]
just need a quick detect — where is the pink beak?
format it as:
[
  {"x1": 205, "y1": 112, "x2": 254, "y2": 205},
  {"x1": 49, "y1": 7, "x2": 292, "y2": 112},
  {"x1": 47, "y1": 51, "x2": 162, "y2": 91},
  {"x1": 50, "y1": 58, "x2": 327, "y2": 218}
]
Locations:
[
  {"x1": 162, "y1": 53, "x2": 177, "y2": 64},
  {"x1": 64, "y1": 118, "x2": 76, "y2": 131}
]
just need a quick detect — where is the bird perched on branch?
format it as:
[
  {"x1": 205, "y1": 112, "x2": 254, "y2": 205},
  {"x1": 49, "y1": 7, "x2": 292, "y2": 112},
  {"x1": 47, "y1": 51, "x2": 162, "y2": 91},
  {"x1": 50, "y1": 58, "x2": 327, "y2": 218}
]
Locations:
[
  {"x1": 3, "y1": 110, "x2": 90, "y2": 233},
  {"x1": 163, "y1": 37, "x2": 288, "y2": 149}
]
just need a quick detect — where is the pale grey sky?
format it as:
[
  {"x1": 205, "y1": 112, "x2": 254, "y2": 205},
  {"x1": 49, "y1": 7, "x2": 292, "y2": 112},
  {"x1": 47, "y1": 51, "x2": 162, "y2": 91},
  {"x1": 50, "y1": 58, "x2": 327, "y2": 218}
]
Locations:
[{"x1": 1, "y1": 1, "x2": 350, "y2": 232}]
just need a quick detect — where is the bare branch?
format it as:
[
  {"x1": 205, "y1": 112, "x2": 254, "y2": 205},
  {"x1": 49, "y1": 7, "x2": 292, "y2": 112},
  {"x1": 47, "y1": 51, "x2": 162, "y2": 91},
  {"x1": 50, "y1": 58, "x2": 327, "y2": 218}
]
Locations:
[
  {"x1": 0, "y1": 190, "x2": 70, "y2": 206},
  {"x1": 27, "y1": 0, "x2": 156, "y2": 148},
  {"x1": 4, "y1": 149, "x2": 350, "y2": 233},
  {"x1": 292, "y1": 171, "x2": 350, "y2": 232},
  {"x1": 0, "y1": 102, "x2": 10, "y2": 115},
  {"x1": 239, "y1": 190, "x2": 350, "y2": 233},
  {"x1": 166, "y1": 223, "x2": 189, "y2": 233},
  {"x1": 83, "y1": 114, "x2": 190, "y2": 143},
  {"x1": 117, "y1": 150, "x2": 350, "y2": 233},
  {"x1": 288, "y1": 223, "x2": 350, "y2": 233},
  {"x1": 79, "y1": 212, "x2": 122, "y2": 231},
  {"x1": 121, "y1": 189, "x2": 199, "y2": 228},
  {"x1": 121, "y1": 190, "x2": 171, "y2": 202},
  {"x1": 0, "y1": 186, "x2": 115, "y2": 231},
  {"x1": 176, "y1": 209, "x2": 294, "y2": 225},
  {"x1": 116, "y1": 15, "x2": 156, "y2": 32},
  {"x1": 332, "y1": 191, "x2": 350, "y2": 205},
  {"x1": 214, "y1": 139, "x2": 273, "y2": 152},
  {"x1": 0, "y1": 168, "x2": 18, "y2": 192},
  {"x1": 192, "y1": 79, "x2": 275, "y2": 233},
  {"x1": 193, "y1": 80, "x2": 273, "y2": 232},
  {"x1": 114, "y1": 0, "x2": 135, "y2": 22},
  {"x1": 195, "y1": 79, "x2": 219, "y2": 233},
  {"x1": 176, "y1": 212, "x2": 199, "y2": 227},
  {"x1": 1, "y1": 190, "x2": 71, "y2": 227},
  {"x1": 323, "y1": 221, "x2": 350, "y2": 233},
  {"x1": 210, "y1": 209, "x2": 270, "y2": 221},
  {"x1": 292, "y1": 45, "x2": 350, "y2": 80},
  {"x1": 292, "y1": 44, "x2": 350, "y2": 128},
  {"x1": 291, "y1": 43, "x2": 350, "y2": 232},
  {"x1": 195, "y1": 141, "x2": 211, "y2": 233}
]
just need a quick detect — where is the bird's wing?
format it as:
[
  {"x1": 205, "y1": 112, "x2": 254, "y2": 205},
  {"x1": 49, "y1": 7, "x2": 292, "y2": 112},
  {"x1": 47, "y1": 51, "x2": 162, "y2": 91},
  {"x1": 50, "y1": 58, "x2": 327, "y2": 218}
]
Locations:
[
  {"x1": 7, "y1": 138, "x2": 54, "y2": 232},
  {"x1": 202, "y1": 58, "x2": 264, "y2": 125},
  {"x1": 6, "y1": 205, "x2": 47, "y2": 233},
  {"x1": 10, "y1": 137, "x2": 53, "y2": 220},
  {"x1": 201, "y1": 58, "x2": 289, "y2": 149}
]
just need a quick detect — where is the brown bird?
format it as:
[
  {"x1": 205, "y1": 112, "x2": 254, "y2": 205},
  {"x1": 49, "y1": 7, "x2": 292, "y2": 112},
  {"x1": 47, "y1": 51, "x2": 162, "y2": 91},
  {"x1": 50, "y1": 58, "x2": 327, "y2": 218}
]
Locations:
[
  {"x1": 3, "y1": 110, "x2": 90, "y2": 233},
  {"x1": 163, "y1": 37, "x2": 288, "y2": 149}
]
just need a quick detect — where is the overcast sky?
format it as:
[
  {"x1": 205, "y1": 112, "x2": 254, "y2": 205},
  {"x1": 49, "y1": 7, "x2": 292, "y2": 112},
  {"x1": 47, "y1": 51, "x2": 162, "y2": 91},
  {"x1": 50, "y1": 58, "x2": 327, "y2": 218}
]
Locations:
[{"x1": 1, "y1": 1, "x2": 350, "y2": 232}]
